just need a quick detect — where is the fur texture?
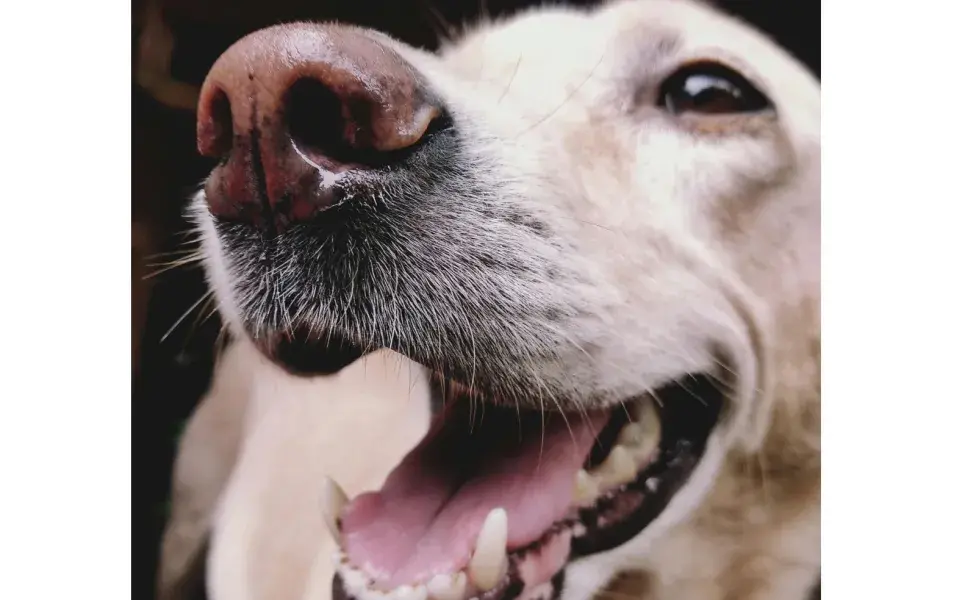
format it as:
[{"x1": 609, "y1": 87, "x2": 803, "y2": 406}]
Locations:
[{"x1": 159, "y1": 1, "x2": 820, "y2": 599}]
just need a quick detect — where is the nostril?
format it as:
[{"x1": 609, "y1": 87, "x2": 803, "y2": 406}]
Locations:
[
  {"x1": 286, "y1": 77, "x2": 356, "y2": 169},
  {"x1": 199, "y1": 88, "x2": 234, "y2": 160},
  {"x1": 285, "y1": 77, "x2": 384, "y2": 170},
  {"x1": 284, "y1": 76, "x2": 448, "y2": 171}
]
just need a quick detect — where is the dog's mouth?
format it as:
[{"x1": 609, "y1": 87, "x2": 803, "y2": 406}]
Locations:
[{"x1": 331, "y1": 371, "x2": 724, "y2": 600}]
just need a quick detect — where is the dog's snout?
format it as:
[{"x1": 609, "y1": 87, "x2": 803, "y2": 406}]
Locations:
[{"x1": 197, "y1": 24, "x2": 443, "y2": 230}]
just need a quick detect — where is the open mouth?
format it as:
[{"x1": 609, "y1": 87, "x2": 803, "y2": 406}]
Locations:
[{"x1": 328, "y1": 372, "x2": 724, "y2": 600}]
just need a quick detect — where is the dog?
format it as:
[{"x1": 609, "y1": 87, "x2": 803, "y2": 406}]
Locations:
[{"x1": 158, "y1": 0, "x2": 821, "y2": 599}]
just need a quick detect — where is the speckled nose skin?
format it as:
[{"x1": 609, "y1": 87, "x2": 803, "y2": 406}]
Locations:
[{"x1": 196, "y1": 24, "x2": 443, "y2": 233}]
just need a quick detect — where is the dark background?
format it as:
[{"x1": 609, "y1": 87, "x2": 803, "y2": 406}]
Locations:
[{"x1": 131, "y1": 1, "x2": 819, "y2": 597}]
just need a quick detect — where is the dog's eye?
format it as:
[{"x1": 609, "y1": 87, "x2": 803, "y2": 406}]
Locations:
[{"x1": 658, "y1": 62, "x2": 771, "y2": 115}]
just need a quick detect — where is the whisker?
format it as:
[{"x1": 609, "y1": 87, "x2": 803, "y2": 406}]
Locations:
[
  {"x1": 146, "y1": 248, "x2": 202, "y2": 260},
  {"x1": 496, "y1": 54, "x2": 523, "y2": 105},
  {"x1": 532, "y1": 370, "x2": 578, "y2": 469},
  {"x1": 144, "y1": 251, "x2": 203, "y2": 265},
  {"x1": 514, "y1": 50, "x2": 606, "y2": 139},
  {"x1": 620, "y1": 401, "x2": 635, "y2": 424},
  {"x1": 675, "y1": 375, "x2": 710, "y2": 407},
  {"x1": 161, "y1": 292, "x2": 213, "y2": 342},
  {"x1": 188, "y1": 294, "x2": 218, "y2": 334},
  {"x1": 143, "y1": 255, "x2": 204, "y2": 280}
]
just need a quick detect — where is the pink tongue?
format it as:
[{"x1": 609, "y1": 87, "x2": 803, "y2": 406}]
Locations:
[{"x1": 340, "y1": 404, "x2": 609, "y2": 588}]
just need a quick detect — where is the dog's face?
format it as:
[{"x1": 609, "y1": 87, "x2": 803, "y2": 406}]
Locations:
[{"x1": 194, "y1": 0, "x2": 820, "y2": 598}]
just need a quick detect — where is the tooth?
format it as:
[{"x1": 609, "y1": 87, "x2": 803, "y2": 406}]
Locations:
[
  {"x1": 337, "y1": 563, "x2": 368, "y2": 593},
  {"x1": 573, "y1": 470, "x2": 601, "y2": 506},
  {"x1": 320, "y1": 476, "x2": 349, "y2": 541},
  {"x1": 392, "y1": 585, "x2": 428, "y2": 600},
  {"x1": 427, "y1": 573, "x2": 467, "y2": 600},
  {"x1": 635, "y1": 398, "x2": 655, "y2": 420},
  {"x1": 640, "y1": 405, "x2": 661, "y2": 448},
  {"x1": 618, "y1": 423, "x2": 644, "y2": 448},
  {"x1": 469, "y1": 508, "x2": 508, "y2": 591},
  {"x1": 603, "y1": 446, "x2": 638, "y2": 486}
]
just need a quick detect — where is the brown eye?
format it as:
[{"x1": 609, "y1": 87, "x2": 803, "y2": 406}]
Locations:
[{"x1": 658, "y1": 61, "x2": 771, "y2": 115}]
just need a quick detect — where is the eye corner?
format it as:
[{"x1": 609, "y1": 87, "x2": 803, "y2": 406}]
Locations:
[{"x1": 656, "y1": 60, "x2": 773, "y2": 117}]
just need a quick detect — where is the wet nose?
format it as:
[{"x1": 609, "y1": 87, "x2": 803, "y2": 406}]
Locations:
[{"x1": 196, "y1": 24, "x2": 443, "y2": 232}]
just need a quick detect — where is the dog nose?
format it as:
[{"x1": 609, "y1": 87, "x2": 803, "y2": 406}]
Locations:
[{"x1": 197, "y1": 24, "x2": 442, "y2": 231}]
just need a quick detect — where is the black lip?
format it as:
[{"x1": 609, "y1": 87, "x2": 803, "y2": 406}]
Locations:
[
  {"x1": 264, "y1": 329, "x2": 366, "y2": 376},
  {"x1": 571, "y1": 374, "x2": 722, "y2": 558},
  {"x1": 470, "y1": 565, "x2": 566, "y2": 600}
]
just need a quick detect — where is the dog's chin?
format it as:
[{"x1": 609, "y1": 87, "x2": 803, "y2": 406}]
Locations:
[
  {"x1": 259, "y1": 328, "x2": 368, "y2": 377},
  {"x1": 246, "y1": 328, "x2": 727, "y2": 600}
]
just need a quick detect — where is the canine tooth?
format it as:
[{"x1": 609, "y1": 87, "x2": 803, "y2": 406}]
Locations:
[
  {"x1": 469, "y1": 508, "x2": 508, "y2": 591},
  {"x1": 641, "y1": 407, "x2": 661, "y2": 447},
  {"x1": 427, "y1": 573, "x2": 467, "y2": 600},
  {"x1": 573, "y1": 470, "x2": 601, "y2": 506},
  {"x1": 646, "y1": 417, "x2": 661, "y2": 438},
  {"x1": 635, "y1": 398, "x2": 656, "y2": 420},
  {"x1": 321, "y1": 476, "x2": 349, "y2": 541},
  {"x1": 601, "y1": 446, "x2": 638, "y2": 486},
  {"x1": 645, "y1": 477, "x2": 659, "y2": 493}
]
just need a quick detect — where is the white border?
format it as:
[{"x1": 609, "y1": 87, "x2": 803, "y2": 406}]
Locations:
[
  {"x1": 0, "y1": 0, "x2": 972, "y2": 598},
  {"x1": 824, "y1": 0, "x2": 976, "y2": 597},
  {"x1": 0, "y1": 0, "x2": 132, "y2": 597}
]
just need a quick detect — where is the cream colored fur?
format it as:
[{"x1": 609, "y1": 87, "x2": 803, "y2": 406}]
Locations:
[
  {"x1": 159, "y1": 344, "x2": 432, "y2": 600},
  {"x1": 159, "y1": 0, "x2": 820, "y2": 598}
]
